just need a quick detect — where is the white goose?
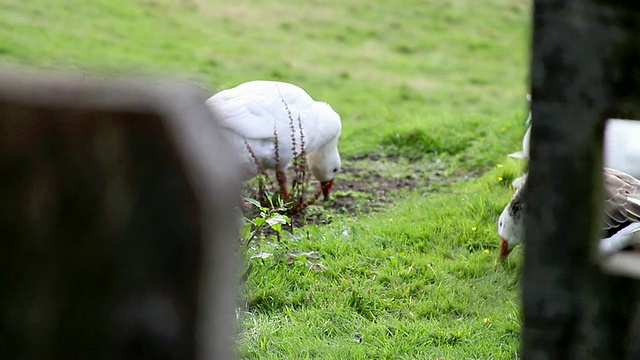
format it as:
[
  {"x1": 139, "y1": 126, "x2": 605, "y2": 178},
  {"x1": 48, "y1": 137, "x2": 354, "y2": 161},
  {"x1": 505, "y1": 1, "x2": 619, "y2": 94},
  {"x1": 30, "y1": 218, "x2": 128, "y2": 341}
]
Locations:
[
  {"x1": 508, "y1": 103, "x2": 640, "y2": 178},
  {"x1": 206, "y1": 80, "x2": 342, "y2": 199},
  {"x1": 497, "y1": 168, "x2": 640, "y2": 260}
]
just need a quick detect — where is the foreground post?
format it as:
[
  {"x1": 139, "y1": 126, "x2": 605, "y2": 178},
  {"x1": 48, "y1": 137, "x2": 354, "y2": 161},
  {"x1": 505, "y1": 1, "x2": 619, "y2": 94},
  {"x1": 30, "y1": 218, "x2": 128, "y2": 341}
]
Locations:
[
  {"x1": 523, "y1": 1, "x2": 640, "y2": 358},
  {"x1": 0, "y1": 69, "x2": 240, "y2": 359}
]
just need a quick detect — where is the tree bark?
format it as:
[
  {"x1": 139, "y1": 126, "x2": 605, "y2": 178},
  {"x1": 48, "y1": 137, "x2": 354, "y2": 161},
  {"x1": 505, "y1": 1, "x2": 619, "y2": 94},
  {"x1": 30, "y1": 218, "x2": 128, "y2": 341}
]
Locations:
[{"x1": 523, "y1": 1, "x2": 640, "y2": 359}]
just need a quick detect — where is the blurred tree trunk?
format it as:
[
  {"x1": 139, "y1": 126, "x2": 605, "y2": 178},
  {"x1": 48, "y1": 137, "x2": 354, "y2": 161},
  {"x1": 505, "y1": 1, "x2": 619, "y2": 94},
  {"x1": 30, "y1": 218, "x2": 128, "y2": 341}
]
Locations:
[{"x1": 523, "y1": 1, "x2": 640, "y2": 359}]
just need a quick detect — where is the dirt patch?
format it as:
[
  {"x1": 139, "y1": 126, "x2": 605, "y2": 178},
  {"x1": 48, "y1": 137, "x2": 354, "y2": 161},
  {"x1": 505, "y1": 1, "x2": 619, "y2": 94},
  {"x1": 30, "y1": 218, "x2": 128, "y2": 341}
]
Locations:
[
  {"x1": 328, "y1": 158, "x2": 430, "y2": 214},
  {"x1": 242, "y1": 155, "x2": 479, "y2": 229}
]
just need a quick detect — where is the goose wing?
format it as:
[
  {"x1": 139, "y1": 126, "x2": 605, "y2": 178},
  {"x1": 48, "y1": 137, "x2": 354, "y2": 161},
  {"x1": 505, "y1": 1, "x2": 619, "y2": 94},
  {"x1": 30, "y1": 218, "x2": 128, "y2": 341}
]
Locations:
[
  {"x1": 206, "y1": 81, "x2": 316, "y2": 141},
  {"x1": 602, "y1": 167, "x2": 640, "y2": 230}
]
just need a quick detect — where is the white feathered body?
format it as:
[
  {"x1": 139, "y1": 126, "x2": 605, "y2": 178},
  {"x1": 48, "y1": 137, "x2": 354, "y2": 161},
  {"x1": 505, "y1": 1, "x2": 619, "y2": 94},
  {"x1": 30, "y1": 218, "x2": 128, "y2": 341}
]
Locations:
[
  {"x1": 604, "y1": 119, "x2": 640, "y2": 178},
  {"x1": 206, "y1": 81, "x2": 342, "y2": 182},
  {"x1": 511, "y1": 114, "x2": 640, "y2": 178}
]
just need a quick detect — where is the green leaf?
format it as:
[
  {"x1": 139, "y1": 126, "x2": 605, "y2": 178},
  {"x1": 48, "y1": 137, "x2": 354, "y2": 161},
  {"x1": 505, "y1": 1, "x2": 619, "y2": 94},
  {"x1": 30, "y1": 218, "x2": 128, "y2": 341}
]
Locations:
[
  {"x1": 266, "y1": 214, "x2": 289, "y2": 226},
  {"x1": 239, "y1": 222, "x2": 252, "y2": 240},
  {"x1": 244, "y1": 198, "x2": 261, "y2": 208}
]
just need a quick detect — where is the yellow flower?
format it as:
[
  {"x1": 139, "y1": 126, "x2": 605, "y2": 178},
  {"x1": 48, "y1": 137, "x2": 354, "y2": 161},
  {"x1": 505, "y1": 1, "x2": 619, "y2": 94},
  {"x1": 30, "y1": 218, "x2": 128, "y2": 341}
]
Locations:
[
  {"x1": 496, "y1": 164, "x2": 503, "y2": 168},
  {"x1": 471, "y1": 226, "x2": 477, "y2": 231},
  {"x1": 483, "y1": 318, "x2": 490, "y2": 323},
  {"x1": 497, "y1": 176, "x2": 503, "y2": 181},
  {"x1": 483, "y1": 249, "x2": 489, "y2": 254}
]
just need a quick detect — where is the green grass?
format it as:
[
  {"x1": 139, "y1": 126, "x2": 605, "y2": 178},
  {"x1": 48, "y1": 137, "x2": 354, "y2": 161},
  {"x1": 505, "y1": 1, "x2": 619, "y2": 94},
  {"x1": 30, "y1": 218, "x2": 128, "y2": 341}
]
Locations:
[
  {"x1": 1, "y1": 0, "x2": 532, "y2": 358},
  {"x1": 240, "y1": 166, "x2": 525, "y2": 359}
]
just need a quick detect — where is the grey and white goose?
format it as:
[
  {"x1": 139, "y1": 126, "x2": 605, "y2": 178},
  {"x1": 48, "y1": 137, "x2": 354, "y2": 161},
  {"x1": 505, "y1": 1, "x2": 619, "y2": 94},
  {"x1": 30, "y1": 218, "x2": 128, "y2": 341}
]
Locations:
[{"x1": 497, "y1": 167, "x2": 640, "y2": 259}]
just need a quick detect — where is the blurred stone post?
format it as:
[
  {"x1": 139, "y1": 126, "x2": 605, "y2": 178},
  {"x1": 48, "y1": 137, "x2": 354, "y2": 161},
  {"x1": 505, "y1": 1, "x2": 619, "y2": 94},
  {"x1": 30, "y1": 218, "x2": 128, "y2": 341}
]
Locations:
[{"x1": 0, "y1": 69, "x2": 240, "y2": 359}]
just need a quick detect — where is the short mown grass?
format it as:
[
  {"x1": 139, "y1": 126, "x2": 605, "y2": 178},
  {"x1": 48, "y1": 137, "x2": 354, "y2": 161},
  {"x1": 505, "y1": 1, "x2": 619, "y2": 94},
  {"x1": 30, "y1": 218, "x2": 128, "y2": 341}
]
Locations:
[
  {"x1": 1, "y1": 0, "x2": 531, "y2": 358},
  {"x1": 239, "y1": 163, "x2": 525, "y2": 358}
]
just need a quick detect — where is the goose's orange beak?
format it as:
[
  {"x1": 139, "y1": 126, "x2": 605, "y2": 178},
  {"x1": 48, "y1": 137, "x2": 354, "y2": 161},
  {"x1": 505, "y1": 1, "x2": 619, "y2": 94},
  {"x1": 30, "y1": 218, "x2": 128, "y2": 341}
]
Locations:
[
  {"x1": 499, "y1": 237, "x2": 511, "y2": 260},
  {"x1": 320, "y1": 179, "x2": 334, "y2": 199}
]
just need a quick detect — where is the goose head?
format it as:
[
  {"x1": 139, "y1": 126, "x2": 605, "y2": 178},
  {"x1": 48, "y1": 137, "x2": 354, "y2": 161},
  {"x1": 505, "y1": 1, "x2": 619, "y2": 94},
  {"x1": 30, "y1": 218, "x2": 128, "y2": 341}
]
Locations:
[
  {"x1": 308, "y1": 136, "x2": 341, "y2": 199},
  {"x1": 497, "y1": 182, "x2": 525, "y2": 260},
  {"x1": 304, "y1": 101, "x2": 342, "y2": 199}
]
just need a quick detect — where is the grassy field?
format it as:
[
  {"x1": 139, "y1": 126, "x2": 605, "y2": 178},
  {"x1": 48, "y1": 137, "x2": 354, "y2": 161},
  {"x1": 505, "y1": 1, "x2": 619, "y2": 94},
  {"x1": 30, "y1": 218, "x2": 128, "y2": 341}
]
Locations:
[{"x1": 1, "y1": 0, "x2": 531, "y2": 358}]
